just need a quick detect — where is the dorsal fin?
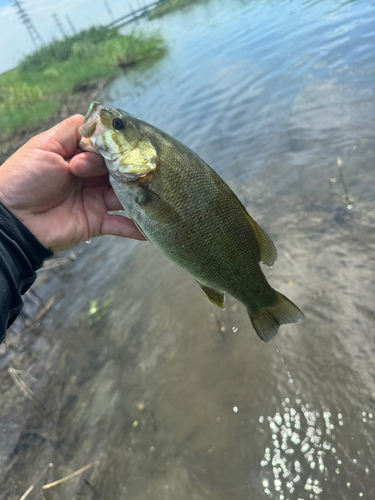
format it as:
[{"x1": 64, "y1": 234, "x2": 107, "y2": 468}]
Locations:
[
  {"x1": 204, "y1": 164, "x2": 277, "y2": 267},
  {"x1": 246, "y1": 216, "x2": 277, "y2": 267}
]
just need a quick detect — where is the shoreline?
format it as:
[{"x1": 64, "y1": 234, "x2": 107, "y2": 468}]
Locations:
[
  {"x1": 0, "y1": 28, "x2": 166, "y2": 164},
  {"x1": 0, "y1": 79, "x2": 107, "y2": 165}
]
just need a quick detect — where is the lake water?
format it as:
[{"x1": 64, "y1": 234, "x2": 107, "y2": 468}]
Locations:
[{"x1": 1, "y1": 0, "x2": 375, "y2": 499}]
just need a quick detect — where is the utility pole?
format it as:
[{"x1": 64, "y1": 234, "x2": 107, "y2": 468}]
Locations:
[
  {"x1": 104, "y1": 1, "x2": 114, "y2": 21},
  {"x1": 66, "y1": 15, "x2": 76, "y2": 35},
  {"x1": 13, "y1": 0, "x2": 44, "y2": 48},
  {"x1": 52, "y1": 13, "x2": 66, "y2": 38}
]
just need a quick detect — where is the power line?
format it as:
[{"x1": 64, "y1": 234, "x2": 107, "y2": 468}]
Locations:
[{"x1": 13, "y1": 0, "x2": 44, "y2": 47}]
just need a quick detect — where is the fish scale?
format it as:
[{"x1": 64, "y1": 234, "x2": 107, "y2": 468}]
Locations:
[{"x1": 79, "y1": 101, "x2": 305, "y2": 342}]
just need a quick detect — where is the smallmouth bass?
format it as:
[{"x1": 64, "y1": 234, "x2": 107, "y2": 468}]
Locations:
[{"x1": 79, "y1": 102, "x2": 304, "y2": 342}]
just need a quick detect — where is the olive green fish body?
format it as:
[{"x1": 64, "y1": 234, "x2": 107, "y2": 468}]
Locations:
[
  {"x1": 79, "y1": 103, "x2": 304, "y2": 341},
  {"x1": 110, "y1": 124, "x2": 272, "y2": 296}
]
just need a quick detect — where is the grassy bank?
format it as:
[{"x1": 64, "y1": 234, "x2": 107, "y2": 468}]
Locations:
[
  {"x1": 0, "y1": 27, "x2": 166, "y2": 137},
  {"x1": 149, "y1": 0, "x2": 202, "y2": 19}
]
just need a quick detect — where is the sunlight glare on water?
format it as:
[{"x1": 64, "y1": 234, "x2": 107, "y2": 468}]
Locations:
[{"x1": 258, "y1": 396, "x2": 374, "y2": 499}]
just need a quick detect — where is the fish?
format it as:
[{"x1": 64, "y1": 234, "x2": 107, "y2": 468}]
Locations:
[{"x1": 79, "y1": 101, "x2": 305, "y2": 342}]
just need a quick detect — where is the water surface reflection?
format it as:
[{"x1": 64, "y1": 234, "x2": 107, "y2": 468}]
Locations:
[{"x1": 1, "y1": 0, "x2": 375, "y2": 498}]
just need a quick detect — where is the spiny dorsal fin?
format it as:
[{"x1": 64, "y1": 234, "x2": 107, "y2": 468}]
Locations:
[
  {"x1": 195, "y1": 281, "x2": 226, "y2": 309},
  {"x1": 246, "y1": 216, "x2": 277, "y2": 267}
]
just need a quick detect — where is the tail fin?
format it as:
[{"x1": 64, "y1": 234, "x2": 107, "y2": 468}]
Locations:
[{"x1": 247, "y1": 292, "x2": 305, "y2": 343}]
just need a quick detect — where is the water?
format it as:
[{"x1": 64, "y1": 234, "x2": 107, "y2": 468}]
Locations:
[{"x1": 1, "y1": 0, "x2": 375, "y2": 498}]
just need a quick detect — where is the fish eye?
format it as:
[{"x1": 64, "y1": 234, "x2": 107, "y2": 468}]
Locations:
[{"x1": 112, "y1": 117, "x2": 126, "y2": 130}]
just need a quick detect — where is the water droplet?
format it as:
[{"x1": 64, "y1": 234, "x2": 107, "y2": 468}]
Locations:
[
  {"x1": 353, "y1": 458, "x2": 357, "y2": 464},
  {"x1": 353, "y1": 145, "x2": 358, "y2": 150},
  {"x1": 259, "y1": 416, "x2": 264, "y2": 423},
  {"x1": 85, "y1": 239, "x2": 92, "y2": 244},
  {"x1": 347, "y1": 483, "x2": 351, "y2": 488},
  {"x1": 232, "y1": 326, "x2": 238, "y2": 333},
  {"x1": 233, "y1": 406, "x2": 238, "y2": 413},
  {"x1": 337, "y1": 157, "x2": 343, "y2": 166}
]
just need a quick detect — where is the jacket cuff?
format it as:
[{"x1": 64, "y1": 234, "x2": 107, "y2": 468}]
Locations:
[{"x1": 0, "y1": 203, "x2": 53, "y2": 268}]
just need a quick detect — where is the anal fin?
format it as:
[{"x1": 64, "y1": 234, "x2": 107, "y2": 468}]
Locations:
[{"x1": 195, "y1": 281, "x2": 225, "y2": 309}]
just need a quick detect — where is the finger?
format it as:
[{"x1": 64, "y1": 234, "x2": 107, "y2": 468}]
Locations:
[
  {"x1": 33, "y1": 115, "x2": 84, "y2": 158},
  {"x1": 104, "y1": 187, "x2": 123, "y2": 211},
  {"x1": 70, "y1": 151, "x2": 107, "y2": 177},
  {"x1": 100, "y1": 214, "x2": 146, "y2": 241}
]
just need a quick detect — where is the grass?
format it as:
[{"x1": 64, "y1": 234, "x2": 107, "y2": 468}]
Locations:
[
  {"x1": 148, "y1": 0, "x2": 202, "y2": 19},
  {"x1": 0, "y1": 27, "x2": 166, "y2": 135}
]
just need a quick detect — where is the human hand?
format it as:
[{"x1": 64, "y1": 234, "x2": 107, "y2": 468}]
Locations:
[{"x1": 0, "y1": 115, "x2": 145, "y2": 253}]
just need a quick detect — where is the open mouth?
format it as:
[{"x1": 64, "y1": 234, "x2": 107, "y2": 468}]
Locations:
[
  {"x1": 78, "y1": 102, "x2": 103, "y2": 152},
  {"x1": 79, "y1": 102, "x2": 101, "y2": 139}
]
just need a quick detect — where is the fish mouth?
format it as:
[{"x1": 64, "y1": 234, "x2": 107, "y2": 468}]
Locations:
[{"x1": 78, "y1": 101, "x2": 102, "y2": 152}]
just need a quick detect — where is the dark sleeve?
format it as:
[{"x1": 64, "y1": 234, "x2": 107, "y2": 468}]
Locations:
[{"x1": 0, "y1": 203, "x2": 53, "y2": 343}]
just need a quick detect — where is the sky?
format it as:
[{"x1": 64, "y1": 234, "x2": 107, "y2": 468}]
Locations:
[{"x1": 0, "y1": 0, "x2": 140, "y2": 73}]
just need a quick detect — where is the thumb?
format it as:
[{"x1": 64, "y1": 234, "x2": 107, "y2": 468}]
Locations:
[{"x1": 33, "y1": 115, "x2": 84, "y2": 158}]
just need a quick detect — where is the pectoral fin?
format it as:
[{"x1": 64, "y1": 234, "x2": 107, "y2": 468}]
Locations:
[
  {"x1": 195, "y1": 281, "x2": 225, "y2": 309},
  {"x1": 246, "y1": 215, "x2": 277, "y2": 267}
]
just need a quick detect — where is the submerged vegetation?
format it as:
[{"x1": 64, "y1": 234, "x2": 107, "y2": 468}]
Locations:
[
  {"x1": 0, "y1": 27, "x2": 166, "y2": 136},
  {"x1": 149, "y1": 0, "x2": 202, "y2": 19}
]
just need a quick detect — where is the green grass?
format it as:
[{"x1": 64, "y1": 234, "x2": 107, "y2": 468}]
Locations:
[
  {"x1": 0, "y1": 28, "x2": 166, "y2": 135},
  {"x1": 149, "y1": 0, "x2": 202, "y2": 19}
]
